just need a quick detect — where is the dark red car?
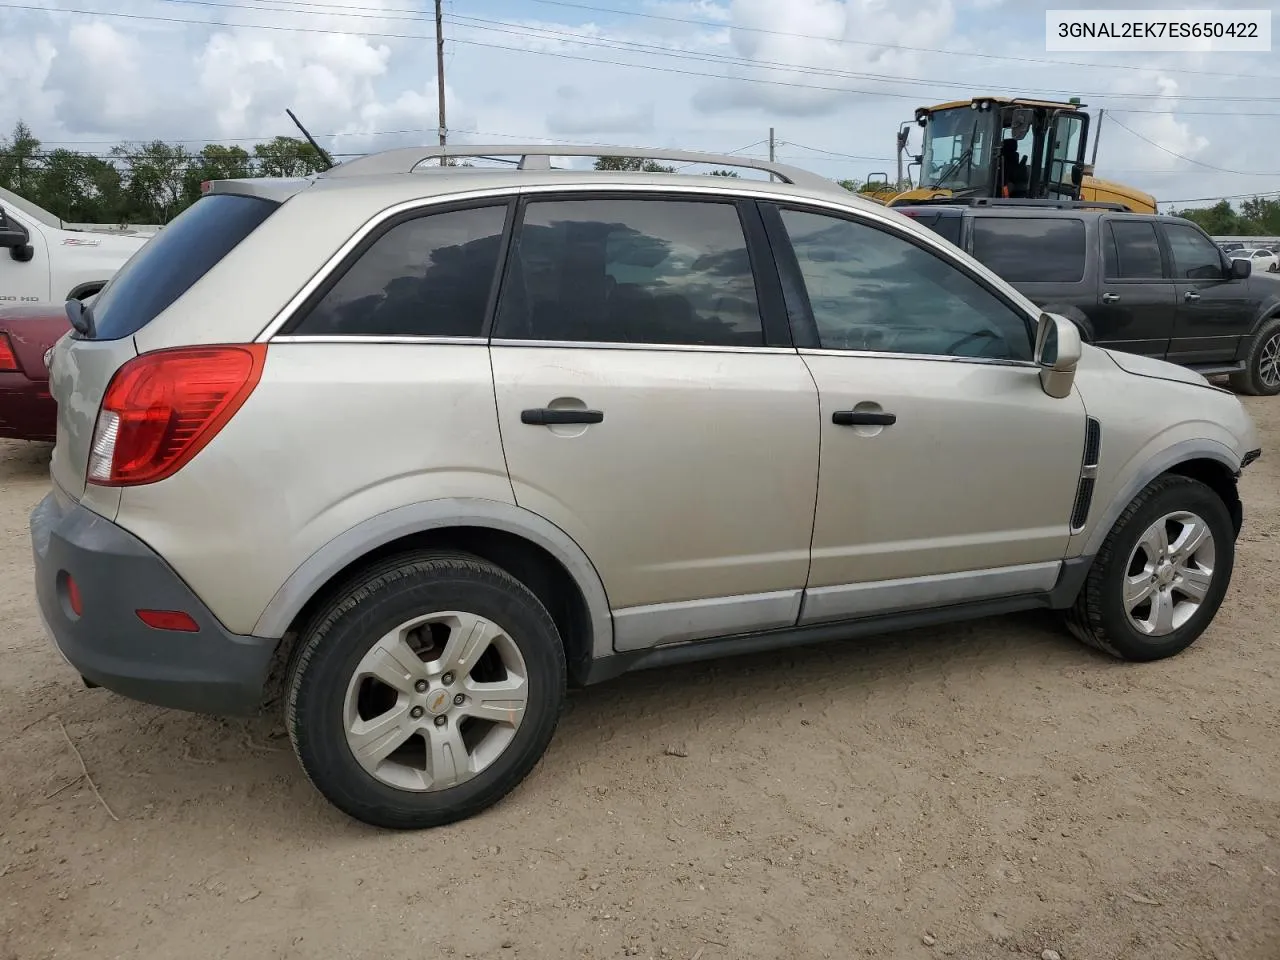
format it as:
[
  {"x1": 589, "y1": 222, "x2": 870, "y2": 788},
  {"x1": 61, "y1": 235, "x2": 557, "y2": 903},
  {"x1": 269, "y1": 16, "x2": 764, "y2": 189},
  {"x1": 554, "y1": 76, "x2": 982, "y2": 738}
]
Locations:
[{"x1": 0, "y1": 303, "x2": 69, "y2": 442}]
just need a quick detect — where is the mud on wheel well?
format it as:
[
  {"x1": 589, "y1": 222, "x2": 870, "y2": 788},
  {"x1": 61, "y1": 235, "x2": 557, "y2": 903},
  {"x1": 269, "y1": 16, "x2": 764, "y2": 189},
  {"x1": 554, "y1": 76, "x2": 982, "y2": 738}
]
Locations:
[
  {"x1": 259, "y1": 527, "x2": 596, "y2": 711},
  {"x1": 1165, "y1": 458, "x2": 1243, "y2": 537}
]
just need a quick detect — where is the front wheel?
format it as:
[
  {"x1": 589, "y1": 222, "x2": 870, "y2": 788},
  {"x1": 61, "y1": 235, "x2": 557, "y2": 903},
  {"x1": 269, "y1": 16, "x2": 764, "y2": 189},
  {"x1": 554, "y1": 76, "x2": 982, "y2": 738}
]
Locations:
[
  {"x1": 1065, "y1": 475, "x2": 1235, "y2": 662},
  {"x1": 285, "y1": 551, "x2": 567, "y2": 829}
]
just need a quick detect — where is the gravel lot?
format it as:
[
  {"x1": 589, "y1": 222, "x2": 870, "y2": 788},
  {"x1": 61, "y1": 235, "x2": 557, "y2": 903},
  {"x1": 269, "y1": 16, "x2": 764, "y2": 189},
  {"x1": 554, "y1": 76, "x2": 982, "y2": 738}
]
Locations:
[{"x1": 2, "y1": 397, "x2": 1278, "y2": 960}]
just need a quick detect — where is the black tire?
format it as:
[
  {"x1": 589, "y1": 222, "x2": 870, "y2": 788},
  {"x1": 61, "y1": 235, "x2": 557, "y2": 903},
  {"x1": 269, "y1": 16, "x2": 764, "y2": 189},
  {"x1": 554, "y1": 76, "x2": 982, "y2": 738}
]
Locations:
[
  {"x1": 1065, "y1": 475, "x2": 1235, "y2": 662},
  {"x1": 1228, "y1": 316, "x2": 1280, "y2": 397},
  {"x1": 285, "y1": 550, "x2": 567, "y2": 830}
]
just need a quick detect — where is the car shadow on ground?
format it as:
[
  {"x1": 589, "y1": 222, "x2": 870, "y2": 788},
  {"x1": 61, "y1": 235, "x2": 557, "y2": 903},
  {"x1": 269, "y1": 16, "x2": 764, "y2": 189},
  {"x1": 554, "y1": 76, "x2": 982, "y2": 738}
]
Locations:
[{"x1": 50, "y1": 607, "x2": 1108, "y2": 838}]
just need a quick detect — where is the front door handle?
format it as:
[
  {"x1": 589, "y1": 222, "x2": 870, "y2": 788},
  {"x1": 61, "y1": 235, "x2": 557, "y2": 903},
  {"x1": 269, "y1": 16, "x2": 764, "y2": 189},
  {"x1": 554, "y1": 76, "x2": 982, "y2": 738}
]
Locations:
[
  {"x1": 521, "y1": 408, "x2": 604, "y2": 426},
  {"x1": 1101, "y1": 293, "x2": 1120, "y2": 304},
  {"x1": 833, "y1": 410, "x2": 897, "y2": 427},
  {"x1": 1184, "y1": 291, "x2": 1201, "y2": 302}
]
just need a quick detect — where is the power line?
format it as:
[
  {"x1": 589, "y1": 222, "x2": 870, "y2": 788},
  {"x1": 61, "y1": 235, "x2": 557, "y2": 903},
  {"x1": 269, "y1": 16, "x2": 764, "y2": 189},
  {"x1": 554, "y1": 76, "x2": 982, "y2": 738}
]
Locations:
[
  {"x1": 152, "y1": 0, "x2": 1280, "y2": 104},
  {"x1": 1164, "y1": 189, "x2": 1280, "y2": 205},
  {"x1": 214, "y1": 0, "x2": 1280, "y2": 82},
  {"x1": 6, "y1": 2, "x2": 1280, "y2": 108},
  {"x1": 1105, "y1": 114, "x2": 1272, "y2": 175}
]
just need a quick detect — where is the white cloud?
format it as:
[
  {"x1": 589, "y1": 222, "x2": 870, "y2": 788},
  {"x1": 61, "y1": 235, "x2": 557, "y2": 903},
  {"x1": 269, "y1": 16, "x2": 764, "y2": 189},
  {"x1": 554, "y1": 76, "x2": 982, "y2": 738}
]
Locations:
[{"x1": 0, "y1": 0, "x2": 1278, "y2": 209}]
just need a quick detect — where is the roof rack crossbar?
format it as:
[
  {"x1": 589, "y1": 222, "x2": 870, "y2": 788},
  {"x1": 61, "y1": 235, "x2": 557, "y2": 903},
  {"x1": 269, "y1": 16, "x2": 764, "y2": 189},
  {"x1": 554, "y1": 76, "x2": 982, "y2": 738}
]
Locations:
[{"x1": 318, "y1": 144, "x2": 836, "y2": 190}]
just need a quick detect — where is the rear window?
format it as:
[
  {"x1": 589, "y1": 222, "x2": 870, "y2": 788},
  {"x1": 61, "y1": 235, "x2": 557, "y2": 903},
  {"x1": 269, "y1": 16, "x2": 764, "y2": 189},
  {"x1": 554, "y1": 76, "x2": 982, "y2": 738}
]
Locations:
[
  {"x1": 970, "y1": 217, "x2": 1087, "y2": 283},
  {"x1": 901, "y1": 210, "x2": 962, "y2": 247},
  {"x1": 86, "y1": 193, "x2": 279, "y2": 341}
]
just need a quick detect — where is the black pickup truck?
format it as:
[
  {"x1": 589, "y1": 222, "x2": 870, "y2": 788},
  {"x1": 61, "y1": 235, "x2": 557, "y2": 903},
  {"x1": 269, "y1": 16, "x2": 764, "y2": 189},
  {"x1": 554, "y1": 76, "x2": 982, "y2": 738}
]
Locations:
[{"x1": 897, "y1": 200, "x2": 1280, "y2": 396}]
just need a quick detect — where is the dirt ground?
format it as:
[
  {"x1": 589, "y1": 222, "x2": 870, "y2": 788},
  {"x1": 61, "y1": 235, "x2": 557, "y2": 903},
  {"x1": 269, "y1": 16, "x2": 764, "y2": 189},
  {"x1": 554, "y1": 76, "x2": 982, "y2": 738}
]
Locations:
[{"x1": 1, "y1": 399, "x2": 1279, "y2": 960}]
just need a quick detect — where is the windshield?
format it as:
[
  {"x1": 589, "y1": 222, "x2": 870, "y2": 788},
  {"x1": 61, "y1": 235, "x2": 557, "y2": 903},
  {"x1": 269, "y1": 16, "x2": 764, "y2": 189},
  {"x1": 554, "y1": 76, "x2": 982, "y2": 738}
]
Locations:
[{"x1": 920, "y1": 108, "x2": 996, "y2": 193}]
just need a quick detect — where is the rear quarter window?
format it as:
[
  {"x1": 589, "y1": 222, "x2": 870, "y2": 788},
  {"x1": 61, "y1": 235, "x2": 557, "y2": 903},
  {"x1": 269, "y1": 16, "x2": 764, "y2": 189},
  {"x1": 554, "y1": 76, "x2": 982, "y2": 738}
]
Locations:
[
  {"x1": 970, "y1": 217, "x2": 1087, "y2": 283},
  {"x1": 86, "y1": 193, "x2": 279, "y2": 341}
]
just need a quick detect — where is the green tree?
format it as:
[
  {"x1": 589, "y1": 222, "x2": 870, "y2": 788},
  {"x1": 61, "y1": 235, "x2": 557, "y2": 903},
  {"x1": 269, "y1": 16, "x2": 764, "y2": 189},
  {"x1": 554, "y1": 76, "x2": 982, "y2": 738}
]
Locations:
[
  {"x1": 707, "y1": 169, "x2": 740, "y2": 177},
  {"x1": 112, "y1": 140, "x2": 192, "y2": 223},
  {"x1": 593, "y1": 156, "x2": 676, "y2": 173},
  {"x1": 253, "y1": 136, "x2": 329, "y2": 178},
  {"x1": 38, "y1": 150, "x2": 124, "y2": 223},
  {"x1": 184, "y1": 144, "x2": 254, "y2": 205},
  {"x1": 0, "y1": 120, "x2": 43, "y2": 197}
]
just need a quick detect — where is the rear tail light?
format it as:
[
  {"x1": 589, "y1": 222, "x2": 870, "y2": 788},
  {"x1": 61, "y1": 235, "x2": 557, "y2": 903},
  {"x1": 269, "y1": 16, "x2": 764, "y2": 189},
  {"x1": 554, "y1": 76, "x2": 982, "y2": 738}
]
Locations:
[
  {"x1": 0, "y1": 333, "x2": 17, "y2": 372},
  {"x1": 66, "y1": 576, "x2": 83, "y2": 617},
  {"x1": 88, "y1": 344, "x2": 267, "y2": 486}
]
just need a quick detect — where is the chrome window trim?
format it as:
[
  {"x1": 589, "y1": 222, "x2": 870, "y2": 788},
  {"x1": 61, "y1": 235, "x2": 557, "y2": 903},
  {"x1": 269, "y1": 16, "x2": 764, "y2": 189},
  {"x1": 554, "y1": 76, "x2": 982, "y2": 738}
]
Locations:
[
  {"x1": 270, "y1": 335, "x2": 488, "y2": 345},
  {"x1": 257, "y1": 180, "x2": 1017, "y2": 344},
  {"x1": 490, "y1": 339, "x2": 798, "y2": 355},
  {"x1": 798, "y1": 347, "x2": 1039, "y2": 369}
]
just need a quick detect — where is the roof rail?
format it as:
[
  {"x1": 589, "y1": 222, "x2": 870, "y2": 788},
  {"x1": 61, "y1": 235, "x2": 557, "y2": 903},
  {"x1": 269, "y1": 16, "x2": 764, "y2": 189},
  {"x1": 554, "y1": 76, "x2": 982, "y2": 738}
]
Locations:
[
  {"x1": 896, "y1": 197, "x2": 1133, "y2": 212},
  {"x1": 318, "y1": 144, "x2": 837, "y2": 191}
]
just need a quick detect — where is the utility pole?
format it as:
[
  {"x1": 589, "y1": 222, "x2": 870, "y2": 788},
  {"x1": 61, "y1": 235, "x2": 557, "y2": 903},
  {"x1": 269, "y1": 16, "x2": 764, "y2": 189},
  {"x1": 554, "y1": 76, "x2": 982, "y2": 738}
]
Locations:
[
  {"x1": 768, "y1": 126, "x2": 775, "y2": 181},
  {"x1": 435, "y1": 0, "x2": 448, "y2": 164}
]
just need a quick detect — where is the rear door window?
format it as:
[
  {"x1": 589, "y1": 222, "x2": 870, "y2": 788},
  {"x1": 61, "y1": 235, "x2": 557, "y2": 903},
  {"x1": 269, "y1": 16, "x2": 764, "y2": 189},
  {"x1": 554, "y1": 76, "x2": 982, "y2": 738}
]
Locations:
[
  {"x1": 900, "y1": 210, "x2": 962, "y2": 247},
  {"x1": 291, "y1": 204, "x2": 508, "y2": 337},
  {"x1": 970, "y1": 217, "x2": 1086, "y2": 282},
  {"x1": 1105, "y1": 221, "x2": 1166, "y2": 279},
  {"x1": 87, "y1": 193, "x2": 279, "y2": 341},
  {"x1": 493, "y1": 197, "x2": 764, "y2": 347}
]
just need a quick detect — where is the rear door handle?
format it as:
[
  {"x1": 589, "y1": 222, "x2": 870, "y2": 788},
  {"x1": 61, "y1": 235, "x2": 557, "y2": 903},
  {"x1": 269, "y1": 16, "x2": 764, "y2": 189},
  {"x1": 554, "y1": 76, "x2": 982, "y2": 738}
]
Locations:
[
  {"x1": 521, "y1": 408, "x2": 604, "y2": 425},
  {"x1": 1101, "y1": 293, "x2": 1120, "y2": 304},
  {"x1": 833, "y1": 410, "x2": 897, "y2": 427},
  {"x1": 1184, "y1": 291, "x2": 1201, "y2": 302}
]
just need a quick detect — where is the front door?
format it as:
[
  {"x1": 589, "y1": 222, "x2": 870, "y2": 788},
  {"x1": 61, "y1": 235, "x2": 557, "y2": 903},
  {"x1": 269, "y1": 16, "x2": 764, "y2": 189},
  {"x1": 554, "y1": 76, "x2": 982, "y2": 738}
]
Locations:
[
  {"x1": 490, "y1": 194, "x2": 821, "y2": 651},
  {"x1": 1161, "y1": 221, "x2": 1254, "y2": 366},
  {"x1": 1095, "y1": 217, "x2": 1177, "y2": 358},
  {"x1": 764, "y1": 203, "x2": 1087, "y2": 624}
]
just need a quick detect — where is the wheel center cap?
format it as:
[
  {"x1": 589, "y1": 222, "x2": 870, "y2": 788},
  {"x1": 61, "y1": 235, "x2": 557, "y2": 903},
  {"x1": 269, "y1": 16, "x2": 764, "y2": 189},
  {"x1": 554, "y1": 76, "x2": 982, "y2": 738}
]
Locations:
[
  {"x1": 424, "y1": 688, "x2": 452, "y2": 716},
  {"x1": 1157, "y1": 561, "x2": 1175, "y2": 586}
]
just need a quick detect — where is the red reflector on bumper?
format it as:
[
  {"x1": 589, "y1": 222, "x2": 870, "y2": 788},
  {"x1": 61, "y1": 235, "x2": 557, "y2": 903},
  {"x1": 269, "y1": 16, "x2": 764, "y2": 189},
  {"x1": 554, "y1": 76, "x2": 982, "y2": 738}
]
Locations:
[
  {"x1": 67, "y1": 576, "x2": 83, "y2": 617},
  {"x1": 136, "y1": 609, "x2": 200, "y2": 632}
]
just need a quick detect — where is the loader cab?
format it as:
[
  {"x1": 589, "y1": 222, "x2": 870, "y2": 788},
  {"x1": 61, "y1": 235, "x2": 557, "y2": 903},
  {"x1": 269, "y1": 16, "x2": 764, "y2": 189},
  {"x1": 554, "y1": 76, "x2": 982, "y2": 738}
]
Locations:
[{"x1": 912, "y1": 99, "x2": 1091, "y2": 204}]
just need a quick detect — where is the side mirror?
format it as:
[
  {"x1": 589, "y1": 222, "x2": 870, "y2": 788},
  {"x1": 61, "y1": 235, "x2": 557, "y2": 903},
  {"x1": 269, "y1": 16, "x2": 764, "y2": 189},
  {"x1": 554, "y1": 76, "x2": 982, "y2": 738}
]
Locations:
[
  {"x1": 0, "y1": 211, "x2": 32, "y2": 262},
  {"x1": 1230, "y1": 257, "x2": 1251, "y2": 280},
  {"x1": 1035, "y1": 313, "x2": 1082, "y2": 399},
  {"x1": 1071, "y1": 163, "x2": 1085, "y2": 187}
]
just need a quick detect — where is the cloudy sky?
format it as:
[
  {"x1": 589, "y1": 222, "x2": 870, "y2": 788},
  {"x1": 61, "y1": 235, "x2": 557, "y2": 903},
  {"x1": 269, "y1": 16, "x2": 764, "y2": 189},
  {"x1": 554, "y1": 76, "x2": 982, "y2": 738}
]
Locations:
[{"x1": 1, "y1": 0, "x2": 1277, "y2": 210}]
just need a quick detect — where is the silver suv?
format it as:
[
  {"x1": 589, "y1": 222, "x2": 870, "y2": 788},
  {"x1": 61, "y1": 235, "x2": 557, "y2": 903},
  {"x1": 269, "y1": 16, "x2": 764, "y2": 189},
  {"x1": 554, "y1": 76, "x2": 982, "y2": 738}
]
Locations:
[{"x1": 30, "y1": 145, "x2": 1262, "y2": 830}]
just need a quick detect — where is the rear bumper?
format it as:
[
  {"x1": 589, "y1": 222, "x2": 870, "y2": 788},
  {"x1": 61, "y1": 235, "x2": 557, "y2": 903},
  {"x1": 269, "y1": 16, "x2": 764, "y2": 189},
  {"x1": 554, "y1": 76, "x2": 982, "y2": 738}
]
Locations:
[
  {"x1": 30, "y1": 492, "x2": 279, "y2": 715},
  {"x1": 0, "y1": 372, "x2": 55, "y2": 442}
]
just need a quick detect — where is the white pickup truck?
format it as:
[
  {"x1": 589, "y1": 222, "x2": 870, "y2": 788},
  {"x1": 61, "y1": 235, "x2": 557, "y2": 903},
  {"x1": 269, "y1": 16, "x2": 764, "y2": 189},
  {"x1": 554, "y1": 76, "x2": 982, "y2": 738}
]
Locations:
[{"x1": 0, "y1": 185, "x2": 156, "y2": 307}]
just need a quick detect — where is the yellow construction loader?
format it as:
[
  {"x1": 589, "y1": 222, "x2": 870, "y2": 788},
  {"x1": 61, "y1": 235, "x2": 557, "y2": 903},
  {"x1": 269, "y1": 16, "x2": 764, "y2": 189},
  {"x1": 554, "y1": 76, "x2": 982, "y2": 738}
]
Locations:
[{"x1": 863, "y1": 97, "x2": 1156, "y2": 214}]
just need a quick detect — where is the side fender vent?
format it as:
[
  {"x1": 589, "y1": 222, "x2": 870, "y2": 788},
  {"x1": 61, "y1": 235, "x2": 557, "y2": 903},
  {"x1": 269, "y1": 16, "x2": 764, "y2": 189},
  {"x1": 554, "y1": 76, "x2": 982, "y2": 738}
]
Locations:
[{"x1": 1070, "y1": 417, "x2": 1102, "y2": 533}]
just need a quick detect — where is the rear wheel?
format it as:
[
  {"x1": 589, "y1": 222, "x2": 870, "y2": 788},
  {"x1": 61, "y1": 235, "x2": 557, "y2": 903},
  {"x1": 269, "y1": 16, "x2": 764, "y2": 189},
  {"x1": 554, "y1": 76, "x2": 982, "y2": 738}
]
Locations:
[
  {"x1": 1065, "y1": 475, "x2": 1234, "y2": 662},
  {"x1": 286, "y1": 551, "x2": 567, "y2": 829},
  {"x1": 1228, "y1": 317, "x2": 1280, "y2": 396}
]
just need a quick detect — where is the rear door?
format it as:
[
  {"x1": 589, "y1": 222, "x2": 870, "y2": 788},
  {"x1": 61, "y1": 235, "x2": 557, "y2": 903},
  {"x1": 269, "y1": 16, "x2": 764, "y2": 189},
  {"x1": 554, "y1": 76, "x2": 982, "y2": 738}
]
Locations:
[
  {"x1": 967, "y1": 214, "x2": 1092, "y2": 326},
  {"x1": 1096, "y1": 218, "x2": 1177, "y2": 358},
  {"x1": 1161, "y1": 220, "x2": 1254, "y2": 366},
  {"x1": 489, "y1": 192, "x2": 820, "y2": 651},
  {"x1": 48, "y1": 192, "x2": 279, "y2": 506}
]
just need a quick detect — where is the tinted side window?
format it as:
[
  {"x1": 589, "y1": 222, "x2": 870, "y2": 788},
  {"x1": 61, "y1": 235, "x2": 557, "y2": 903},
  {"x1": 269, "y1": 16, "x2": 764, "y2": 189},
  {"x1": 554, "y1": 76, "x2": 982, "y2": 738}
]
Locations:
[
  {"x1": 1106, "y1": 221, "x2": 1165, "y2": 279},
  {"x1": 1164, "y1": 223, "x2": 1225, "y2": 281},
  {"x1": 779, "y1": 208, "x2": 1033, "y2": 361},
  {"x1": 493, "y1": 198, "x2": 763, "y2": 346},
  {"x1": 901, "y1": 211, "x2": 962, "y2": 248},
  {"x1": 970, "y1": 217, "x2": 1086, "y2": 282},
  {"x1": 294, "y1": 205, "x2": 507, "y2": 337},
  {"x1": 89, "y1": 194, "x2": 278, "y2": 341}
]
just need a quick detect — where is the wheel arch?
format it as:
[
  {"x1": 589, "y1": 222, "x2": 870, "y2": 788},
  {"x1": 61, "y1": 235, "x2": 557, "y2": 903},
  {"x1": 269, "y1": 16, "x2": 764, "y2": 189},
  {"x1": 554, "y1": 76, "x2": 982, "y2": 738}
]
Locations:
[
  {"x1": 1082, "y1": 441, "x2": 1243, "y2": 559},
  {"x1": 254, "y1": 499, "x2": 614, "y2": 685}
]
